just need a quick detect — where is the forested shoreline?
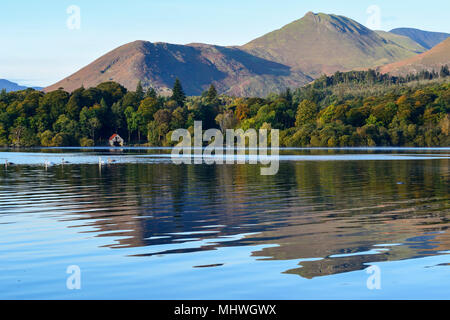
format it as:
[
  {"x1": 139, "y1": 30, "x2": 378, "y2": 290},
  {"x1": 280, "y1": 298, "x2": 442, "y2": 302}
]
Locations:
[{"x1": 1, "y1": 68, "x2": 449, "y2": 148}]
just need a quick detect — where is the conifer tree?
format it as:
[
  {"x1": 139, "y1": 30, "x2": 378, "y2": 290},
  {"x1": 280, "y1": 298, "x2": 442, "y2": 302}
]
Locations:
[
  {"x1": 206, "y1": 84, "x2": 218, "y2": 104},
  {"x1": 172, "y1": 78, "x2": 186, "y2": 107},
  {"x1": 136, "y1": 81, "x2": 144, "y2": 100},
  {"x1": 440, "y1": 65, "x2": 449, "y2": 78},
  {"x1": 146, "y1": 87, "x2": 157, "y2": 99}
]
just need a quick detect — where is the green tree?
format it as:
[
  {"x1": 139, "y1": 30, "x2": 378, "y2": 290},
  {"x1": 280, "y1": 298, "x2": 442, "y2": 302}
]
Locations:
[
  {"x1": 39, "y1": 130, "x2": 54, "y2": 147},
  {"x1": 138, "y1": 97, "x2": 159, "y2": 122},
  {"x1": 146, "y1": 87, "x2": 157, "y2": 99},
  {"x1": 440, "y1": 65, "x2": 449, "y2": 78},
  {"x1": 206, "y1": 84, "x2": 218, "y2": 105},
  {"x1": 147, "y1": 121, "x2": 160, "y2": 146},
  {"x1": 87, "y1": 118, "x2": 100, "y2": 143},
  {"x1": 66, "y1": 87, "x2": 84, "y2": 120},
  {"x1": 172, "y1": 78, "x2": 186, "y2": 107},
  {"x1": 53, "y1": 114, "x2": 79, "y2": 144},
  {"x1": 295, "y1": 100, "x2": 318, "y2": 127},
  {"x1": 136, "y1": 81, "x2": 144, "y2": 101},
  {"x1": 97, "y1": 82, "x2": 127, "y2": 105},
  {"x1": 124, "y1": 106, "x2": 137, "y2": 142},
  {"x1": 170, "y1": 107, "x2": 187, "y2": 130},
  {"x1": 80, "y1": 137, "x2": 95, "y2": 147},
  {"x1": 111, "y1": 102, "x2": 125, "y2": 133},
  {"x1": 79, "y1": 107, "x2": 101, "y2": 143},
  {"x1": 134, "y1": 112, "x2": 145, "y2": 143}
]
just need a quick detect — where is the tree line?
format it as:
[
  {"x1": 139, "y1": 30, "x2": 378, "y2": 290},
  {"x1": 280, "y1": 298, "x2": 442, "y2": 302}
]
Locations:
[{"x1": 0, "y1": 69, "x2": 448, "y2": 148}]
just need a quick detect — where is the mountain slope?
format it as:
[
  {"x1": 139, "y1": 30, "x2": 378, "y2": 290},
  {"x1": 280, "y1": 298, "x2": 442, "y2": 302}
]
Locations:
[
  {"x1": 379, "y1": 38, "x2": 450, "y2": 76},
  {"x1": 0, "y1": 79, "x2": 43, "y2": 92},
  {"x1": 47, "y1": 12, "x2": 436, "y2": 96},
  {"x1": 45, "y1": 41, "x2": 312, "y2": 96},
  {"x1": 241, "y1": 12, "x2": 422, "y2": 78},
  {"x1": 375, "y1": 31, "x2": 426, "y2": 54},
  {"x1": 390, "y1": 28, "x2": 449, "y2": 50}
]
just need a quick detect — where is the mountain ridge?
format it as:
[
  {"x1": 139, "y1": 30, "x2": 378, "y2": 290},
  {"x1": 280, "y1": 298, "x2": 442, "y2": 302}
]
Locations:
[
  {"x1": 45, "y1": 40, "x2": 312, "y2": 96},
  {"x1": 0, "y1": 79, "x2": 43, "y2": 92},
  {"x1": 390, "y1": 28, "x2": 450, "y2": 50},
  {"x1": 45, "y1": 12, "x2": 446, "y2": 96},
  {"x1": 241, "y1": 12, "x2": 422, "y2": 77},
  {"x1": 375, "y1": 31, "x2": 426, "y2": 54},
  {"x1": 378, "y1": 38, "x2": 450, "y2": 76}
]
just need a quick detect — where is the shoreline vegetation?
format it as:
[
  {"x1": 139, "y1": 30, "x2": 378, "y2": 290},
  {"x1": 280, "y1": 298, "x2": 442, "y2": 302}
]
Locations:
[{"x1": 0, "y1": 68, "x2": 449, "y2": 149}]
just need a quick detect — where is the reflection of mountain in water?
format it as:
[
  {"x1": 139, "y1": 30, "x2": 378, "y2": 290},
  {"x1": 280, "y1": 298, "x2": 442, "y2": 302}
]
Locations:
[{"x1": 2, "y1": 150, "x2": 449, "y2": 279}]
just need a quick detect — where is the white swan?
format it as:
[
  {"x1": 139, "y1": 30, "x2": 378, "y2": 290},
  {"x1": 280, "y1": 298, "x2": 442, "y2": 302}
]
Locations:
[
  {"x1": 44, "y1": 160, "x2": 55, "y2": 168},
  {"x1": 5, "y1": 160, "x2": 15, "y2": 167}
]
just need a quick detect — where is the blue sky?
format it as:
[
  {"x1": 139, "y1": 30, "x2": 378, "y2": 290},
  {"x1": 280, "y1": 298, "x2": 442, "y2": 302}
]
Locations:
[{"x1": 1, "y1": 0, "x2": 449, "y2": 87}]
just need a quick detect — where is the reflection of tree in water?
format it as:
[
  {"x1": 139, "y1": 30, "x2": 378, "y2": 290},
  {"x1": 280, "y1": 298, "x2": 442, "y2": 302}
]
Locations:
[
  {"x1": 249, "y1": 158, "x2": 450, "y2": 278},
  {"x1": 2, "y1": 157, "x2": 448, "y2": 278}
]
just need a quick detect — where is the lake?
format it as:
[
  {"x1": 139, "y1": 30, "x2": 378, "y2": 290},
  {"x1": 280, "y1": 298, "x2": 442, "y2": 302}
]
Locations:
[{"x1": 0, "y1": 147, "x2": 449, "y2": 299}]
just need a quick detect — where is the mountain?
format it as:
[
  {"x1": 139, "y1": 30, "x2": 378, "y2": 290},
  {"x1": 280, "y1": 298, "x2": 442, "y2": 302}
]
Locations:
[
  {"x1": 375, "y1": 31, "x2": 426, "y2": 54},
  {"x1": 0, "y1": 79, "x2": 43, "y2": 92},
  {"x1": 45, "y1": 41, "x2": 312, "y2": 97},
  {"x1": 47, "y1": 12, "x2": 431, "y2": 96},
  {"x1": 390, "y1": 28, "x2": 450, "y2": 50},
  {"x1": 379, "y1": 38, "x2": 450, "y2": 76},
  {"x1": 241, "y1": 12, "x2": 422, "y2": 78}
]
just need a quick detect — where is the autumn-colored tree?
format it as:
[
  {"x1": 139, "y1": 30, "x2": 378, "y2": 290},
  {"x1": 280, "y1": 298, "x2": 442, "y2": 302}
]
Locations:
[{"x1": 235, "y1": 100, "x2": 250, "y2": 122}]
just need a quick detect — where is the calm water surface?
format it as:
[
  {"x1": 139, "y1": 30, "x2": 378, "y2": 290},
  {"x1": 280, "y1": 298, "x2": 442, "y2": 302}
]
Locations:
[{"x1": 0, "y1": 148, "x2": 449, "y2": 299}]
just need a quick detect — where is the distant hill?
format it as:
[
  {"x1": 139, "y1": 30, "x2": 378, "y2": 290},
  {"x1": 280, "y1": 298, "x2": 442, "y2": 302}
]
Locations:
[
  {"x1": 379, "y1": 38, "x2": 450, "y2": 76},
  {"x1": 241, "y1": 12, "x2": 422, "y2": 78},
  {"x1": 390, "y1": 28, "x2": 450, "y2": 50},
  {"x1": 375, "y1": 31, "x2": 426, "y2": 54},
  {"x1": 45, "y1": 41, "x2": 312, "y2": 97},
  {"x1": 0, "y1": 79, "x2": 42, "y2": 92}
]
